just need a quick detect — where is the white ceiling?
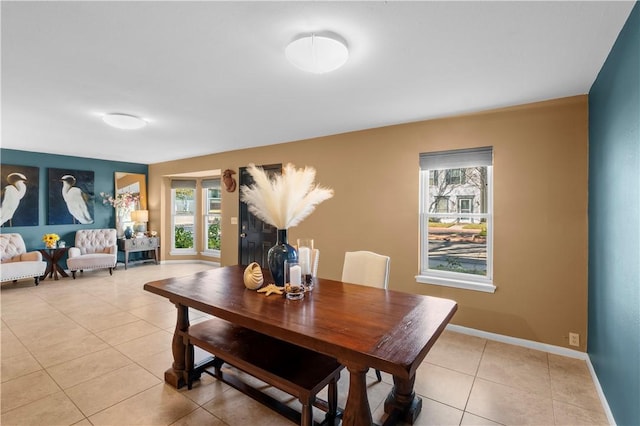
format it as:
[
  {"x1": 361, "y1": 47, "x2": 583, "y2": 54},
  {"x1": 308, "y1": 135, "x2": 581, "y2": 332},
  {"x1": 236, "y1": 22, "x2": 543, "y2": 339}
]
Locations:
[{"x1": 1, "y1": 1, "x2": 635, "y2": 164}]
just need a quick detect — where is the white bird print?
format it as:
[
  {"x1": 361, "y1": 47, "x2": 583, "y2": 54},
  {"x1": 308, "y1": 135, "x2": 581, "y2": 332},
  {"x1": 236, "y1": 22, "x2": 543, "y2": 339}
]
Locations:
[
  {"x1": 1, "y1": 172, "x2": 28, "y2": 226},
  {"x1": 60, "y1": 175, "x2": 94, "y2": 224}
]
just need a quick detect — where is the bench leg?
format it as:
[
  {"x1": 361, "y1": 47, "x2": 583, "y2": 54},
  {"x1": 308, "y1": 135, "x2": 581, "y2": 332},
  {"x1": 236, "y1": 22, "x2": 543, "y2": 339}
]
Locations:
[
  {"x1": 212, "y1": 356, "x2": 225, "y2": 376},
  {"x1": 185, "y1": 340, "x2": 195, "y2": 390},
  {"x1": 300, "y1": 399, "x2": 313, "y2": 426},
  {"x1": 327, "y1": 376, "x2": 338, "y2": 417}
]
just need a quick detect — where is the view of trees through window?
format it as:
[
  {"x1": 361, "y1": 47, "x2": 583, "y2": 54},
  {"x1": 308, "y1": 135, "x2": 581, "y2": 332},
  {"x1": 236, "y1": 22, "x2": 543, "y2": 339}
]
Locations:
[
  {"x1": 173, "y1": 188, "x2": 195, "y2": 249},
  {"x1": 171, "y1": 180, "x2": 222, "y2": 254},
  {"x1": 205, "y1": 186, "x2": 221, "y2": 251}
]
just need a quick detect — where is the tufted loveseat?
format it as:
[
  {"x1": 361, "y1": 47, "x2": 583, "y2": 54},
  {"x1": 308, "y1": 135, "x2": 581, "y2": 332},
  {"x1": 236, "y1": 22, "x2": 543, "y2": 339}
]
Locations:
[
  {"x1": 1, "y1": 233, "x2": 47, "y2": 285},
  {"x1": 67, "y1": 229, "x2": 117, "y2": 278}
]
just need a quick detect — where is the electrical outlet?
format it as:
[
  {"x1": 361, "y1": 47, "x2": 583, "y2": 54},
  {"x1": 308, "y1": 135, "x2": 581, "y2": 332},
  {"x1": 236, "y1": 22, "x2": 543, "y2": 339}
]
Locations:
[{"x1": 569, "y1": 332, "x2": 580, "y2": 347}]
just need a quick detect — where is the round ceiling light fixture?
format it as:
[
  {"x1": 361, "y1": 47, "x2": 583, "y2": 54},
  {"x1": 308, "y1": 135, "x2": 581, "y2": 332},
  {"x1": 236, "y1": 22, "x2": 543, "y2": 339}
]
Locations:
[
  {"x1": 285, "y1": 33, "x2": 349, "y2": 74},
  {"x1": 102, "y1": 113, "x2": 147, "y2": 130}
]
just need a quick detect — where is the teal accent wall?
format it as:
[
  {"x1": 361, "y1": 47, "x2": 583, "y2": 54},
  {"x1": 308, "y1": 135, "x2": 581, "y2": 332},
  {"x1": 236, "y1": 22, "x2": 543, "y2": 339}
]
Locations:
[
  {"x1": 588, "y1": 3, "x2": 640, "y2": 425},
  {"x1": 0, "y1": 149, "x2": 147, "y2": 256}
]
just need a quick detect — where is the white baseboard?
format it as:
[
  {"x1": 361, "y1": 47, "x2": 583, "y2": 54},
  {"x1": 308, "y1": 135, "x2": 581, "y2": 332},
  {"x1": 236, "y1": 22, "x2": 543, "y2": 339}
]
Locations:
[
  {"x1": 446, "y1": 324, "x2": 587, "y2": 359},
  {"x1": 446, "y1": 324, "x2": 615, "y2": 425},
  {"x1": 585, "y1": 355, "x2": 617, "y2": 426},
  {"x1": 160, "y1": 260, "x2": 220, "y2": 267}
]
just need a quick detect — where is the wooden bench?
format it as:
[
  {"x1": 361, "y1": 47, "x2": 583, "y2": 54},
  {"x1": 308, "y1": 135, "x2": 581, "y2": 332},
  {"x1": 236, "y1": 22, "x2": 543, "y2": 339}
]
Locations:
[{"x1": 182, "y1": 317, "x2": 344, "y2": 426}]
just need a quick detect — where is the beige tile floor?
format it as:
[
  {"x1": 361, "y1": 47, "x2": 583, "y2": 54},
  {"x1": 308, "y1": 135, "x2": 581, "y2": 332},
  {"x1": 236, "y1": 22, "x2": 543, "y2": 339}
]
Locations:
[{"x1": 1, "y1": 263, "x2": 608, "y2": 426}]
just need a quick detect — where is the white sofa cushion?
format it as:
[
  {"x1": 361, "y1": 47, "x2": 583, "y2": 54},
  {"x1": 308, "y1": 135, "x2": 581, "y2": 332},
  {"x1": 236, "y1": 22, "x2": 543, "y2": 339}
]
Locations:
[{"x1": 0, "y1": 233, "x2": 47, "y2": 284}]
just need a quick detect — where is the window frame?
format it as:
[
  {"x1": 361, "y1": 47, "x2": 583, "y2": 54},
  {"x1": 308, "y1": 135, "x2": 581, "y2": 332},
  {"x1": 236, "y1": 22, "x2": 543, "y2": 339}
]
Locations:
[
  {"x1": 202, "y1": 181, "x2": 222, "y2": 258},
  {"x1": 170, "y1": 183, "x2": 197, "y2": 255},
  {"x1": 416, "y1": 148, "x2": 495, "y2": 293}
]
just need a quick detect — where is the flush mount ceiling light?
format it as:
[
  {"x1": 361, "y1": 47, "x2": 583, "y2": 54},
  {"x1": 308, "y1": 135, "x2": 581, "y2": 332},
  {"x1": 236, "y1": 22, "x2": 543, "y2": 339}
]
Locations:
[
  {"x1": 102, "y1": 113, "x2": 147, "y2": 130},
  {"x1": 285, "y1": 33, "x2": 349, "y2": 74}
]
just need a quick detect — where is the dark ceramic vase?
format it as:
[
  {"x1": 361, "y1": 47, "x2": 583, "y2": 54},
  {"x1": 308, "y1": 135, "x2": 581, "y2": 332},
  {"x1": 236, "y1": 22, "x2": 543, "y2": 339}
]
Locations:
[
  {"x1": 267, "y1": 229, "x2": 298, "y2": 286},
  {"x1": 124, "y1": 226, "x2": 133, "y2": 239}
]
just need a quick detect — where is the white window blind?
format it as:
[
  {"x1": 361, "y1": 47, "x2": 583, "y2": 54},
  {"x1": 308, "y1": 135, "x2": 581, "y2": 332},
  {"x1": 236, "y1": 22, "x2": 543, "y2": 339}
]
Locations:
[
  {"x1": 171, "y1": 180, "x2": 196, "y2": 189},
  {"x1": 420, "y1": 146, "x2": 493, "y2": 170}
]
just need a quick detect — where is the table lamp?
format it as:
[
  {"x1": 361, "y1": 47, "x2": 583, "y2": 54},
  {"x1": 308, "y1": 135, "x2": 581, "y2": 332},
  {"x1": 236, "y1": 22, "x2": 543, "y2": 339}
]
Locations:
[{"x1": 131, "y1": 210, "x2": 149, "y2": 233}]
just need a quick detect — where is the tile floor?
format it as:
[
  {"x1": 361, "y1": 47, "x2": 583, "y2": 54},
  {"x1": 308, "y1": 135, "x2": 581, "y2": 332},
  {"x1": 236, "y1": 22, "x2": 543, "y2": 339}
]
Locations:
[{"x1": 1, "y1": 263, "x2": 609, "y2": 425}]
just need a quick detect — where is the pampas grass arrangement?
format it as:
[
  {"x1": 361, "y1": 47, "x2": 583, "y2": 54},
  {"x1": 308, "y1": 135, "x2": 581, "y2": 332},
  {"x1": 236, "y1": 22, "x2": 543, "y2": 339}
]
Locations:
[{"x1": 240, "y1": 163, "x2": 334, "y2": 229}]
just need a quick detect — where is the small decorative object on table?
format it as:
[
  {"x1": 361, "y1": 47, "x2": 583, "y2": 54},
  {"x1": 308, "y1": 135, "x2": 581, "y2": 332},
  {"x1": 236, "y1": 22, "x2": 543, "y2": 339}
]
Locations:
[
  {"x1": 240, "y1": 163, "x2": 333, "y2": 286},
  {"x1": 42, "y1": 233, "x2": 60, "y2": 249},
  {"x1": 124, "y1": 226, "x2": 133, "y2": 239},
  {"x1": 243, "y1": 262, "x2": 264, "y2": 290},
  {"x1": 297, "y1": 238, "x2": 315, "y2": 290},
  {"x1": 284, "y1": 260, "x2": 304, "y2": 300},
  {"x1": 257, "y1": 284, "x2": 284, "y2": 296}
]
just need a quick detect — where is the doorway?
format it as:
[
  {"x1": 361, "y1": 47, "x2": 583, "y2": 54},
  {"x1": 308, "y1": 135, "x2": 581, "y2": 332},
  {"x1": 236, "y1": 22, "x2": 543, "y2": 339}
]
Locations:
[{"x1": 238, "y1": 164, "x2": 281, "y2": 266}]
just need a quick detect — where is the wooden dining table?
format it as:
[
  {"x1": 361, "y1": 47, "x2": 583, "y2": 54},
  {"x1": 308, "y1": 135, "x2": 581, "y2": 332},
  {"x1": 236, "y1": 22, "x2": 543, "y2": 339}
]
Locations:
[{"x1": 143, "y1": 265, "x2": 457, "y2": 425}]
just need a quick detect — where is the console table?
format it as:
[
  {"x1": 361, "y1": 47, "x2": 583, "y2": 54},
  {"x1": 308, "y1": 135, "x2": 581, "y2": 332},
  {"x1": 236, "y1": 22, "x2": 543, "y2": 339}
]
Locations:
[{"x1": 118, "y1": 237, "x2": 159, "y2": 269}]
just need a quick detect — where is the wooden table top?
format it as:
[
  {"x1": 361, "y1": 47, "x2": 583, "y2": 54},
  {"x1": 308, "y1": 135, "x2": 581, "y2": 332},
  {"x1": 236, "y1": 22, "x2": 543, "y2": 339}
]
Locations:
[{"x1": 144, "y1": 265, "x2": 457, "y2": 379}]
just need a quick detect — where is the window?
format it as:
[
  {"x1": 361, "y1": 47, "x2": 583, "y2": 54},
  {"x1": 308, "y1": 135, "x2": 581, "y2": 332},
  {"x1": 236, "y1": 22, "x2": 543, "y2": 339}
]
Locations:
[
  {"x1": 429, "y1": 170, "x2": 438, "y2": 186},
  {"x1": 202, "y1": 178, "x2": 222, "y2": 257},
  {"x1": 435, "y1": 196, "x2": 449, "y2": 213},
  {"x1": 418, "y1": 147, "x2": 495, "y2": 293},
  {"x1": 445, "y1": 168, "x2": 466, "y2": 185},
  {"x1": 171, "y1": 180, "x2": 196, "y2": 254}
]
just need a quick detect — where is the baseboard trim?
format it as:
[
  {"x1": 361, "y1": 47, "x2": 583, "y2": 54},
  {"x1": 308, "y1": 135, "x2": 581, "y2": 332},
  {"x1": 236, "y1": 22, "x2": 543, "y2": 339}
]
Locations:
[
  {"x1": 586, "y1": 355, "x2": 617, "y2": 426},
  {"x1": 445, "y1": 324, "x2": 587, "y2": 359},
  {"x1": 160, "y1": 260, "x2": 220, "y2": 267},
  {"x1": 446, "y1": 324, "x2": 615, "y2": 425}
]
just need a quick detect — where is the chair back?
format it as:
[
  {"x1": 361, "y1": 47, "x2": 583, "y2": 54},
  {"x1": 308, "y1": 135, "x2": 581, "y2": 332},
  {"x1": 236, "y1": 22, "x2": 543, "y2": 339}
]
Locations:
[
  {"x1": 341, "y1": 251, "x2": 390, "y2": 289},
  {"x1": 0, "y1": 233, "x2": 27, "y2": 261},
  {"x1": 74, "y1": 229, "x2": 117, "y2": 255}
]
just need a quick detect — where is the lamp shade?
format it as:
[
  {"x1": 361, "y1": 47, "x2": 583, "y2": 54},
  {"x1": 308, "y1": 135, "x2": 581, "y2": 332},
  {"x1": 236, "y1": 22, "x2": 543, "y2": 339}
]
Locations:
[
  {"x1": 285, "y1": 34, "x2": 349, "y2": 74},
  {"x1": 131, "y1": 210, "x2": 149, "y2": 223},
  {"x1": 102, "y1": 113, "x2": 147, "y2": 130}
]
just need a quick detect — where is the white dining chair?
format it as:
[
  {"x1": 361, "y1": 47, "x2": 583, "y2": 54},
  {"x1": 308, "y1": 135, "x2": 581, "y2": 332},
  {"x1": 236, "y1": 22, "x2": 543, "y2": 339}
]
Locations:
[
  {"x1": 341, "y1": 250, "x2": 391, "y2": 381},
  {"x1": 341, "y1": 250, "x2": 390, "y2": 289}
]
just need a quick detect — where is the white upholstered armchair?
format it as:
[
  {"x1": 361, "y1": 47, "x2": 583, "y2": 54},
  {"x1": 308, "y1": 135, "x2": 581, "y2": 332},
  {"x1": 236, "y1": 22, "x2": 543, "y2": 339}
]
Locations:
[
  {"x1": 0, "y1": 233, "x2": 47, "y2": 285},
  {"x1": 67, "y1": 229, "x2": 117, "y2": 278}
]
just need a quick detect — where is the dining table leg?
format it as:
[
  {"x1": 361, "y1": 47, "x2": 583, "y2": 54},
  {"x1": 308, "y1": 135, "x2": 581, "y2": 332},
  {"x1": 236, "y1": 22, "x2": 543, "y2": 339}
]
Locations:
[
  {"x1": 341, "y1": 362, "x2": 373, "y2": 426},
  {"x1": 383, "y1": 374, "x2": 422, "y2": 424},
  {"x1": 165, "y1": 303, "x2": 189, "y2": 389}
]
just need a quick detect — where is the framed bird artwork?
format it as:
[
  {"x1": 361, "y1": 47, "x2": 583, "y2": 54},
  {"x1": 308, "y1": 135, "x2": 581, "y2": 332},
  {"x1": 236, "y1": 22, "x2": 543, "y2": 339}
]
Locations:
[
  {"x1": 47, "y1": 168, "x2": 95, "y2": 225},
  {"x1": 0, "y1": 164, "x2": 39, "y2": 227}
]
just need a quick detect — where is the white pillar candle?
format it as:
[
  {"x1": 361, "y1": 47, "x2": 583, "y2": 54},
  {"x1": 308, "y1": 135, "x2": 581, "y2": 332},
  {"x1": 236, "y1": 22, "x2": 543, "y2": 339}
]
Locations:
[
  {"x1": 290, "y1": 265, "x2": 302, "y2": 285},
  {"x1": 298, "y1": 247, "x2": 311, "y2": 275}
]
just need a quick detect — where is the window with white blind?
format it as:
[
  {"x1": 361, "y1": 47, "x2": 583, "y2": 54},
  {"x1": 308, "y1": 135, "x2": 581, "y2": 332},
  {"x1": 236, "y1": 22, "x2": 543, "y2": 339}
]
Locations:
[
  {"x1": 171, "y1": 180, "x2": 196, "y2": 254},
  {"x1": 417, "y1": 147, "x2": 495, "y2": 293},
  {"x1": 202, "y1": 178, "x2": 221, "y2": 257}
]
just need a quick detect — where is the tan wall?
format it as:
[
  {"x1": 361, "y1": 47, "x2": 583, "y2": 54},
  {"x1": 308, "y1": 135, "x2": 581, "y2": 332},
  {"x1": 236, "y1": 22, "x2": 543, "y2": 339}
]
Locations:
[{"x1": 149, "y1": 95, "x2": 589, "y2": 350}]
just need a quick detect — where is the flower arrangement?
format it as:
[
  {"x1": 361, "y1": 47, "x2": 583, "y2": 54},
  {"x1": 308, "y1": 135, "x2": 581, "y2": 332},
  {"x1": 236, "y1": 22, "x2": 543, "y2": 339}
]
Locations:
[
  {"x1": 100, "y1": 191, "x2": 140, "y2": 213},
  {"x1": 240, "y1": 163, "x2": 334, "y2": 229},
  {"x1": 42, "y1": 233, "x2": 60, "y2": 248}
]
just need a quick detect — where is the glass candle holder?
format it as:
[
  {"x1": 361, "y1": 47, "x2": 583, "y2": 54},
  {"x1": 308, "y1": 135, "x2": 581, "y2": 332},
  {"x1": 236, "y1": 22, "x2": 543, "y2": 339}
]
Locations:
[
  {"x1": 284, "y1": 260, "x2": 304, "y2": 300},
  {"x1": 297, "y1": 238, "x2": 314, "y2": 287}
]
